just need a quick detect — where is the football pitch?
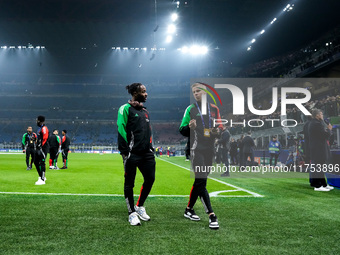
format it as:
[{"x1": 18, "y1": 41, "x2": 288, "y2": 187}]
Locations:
[{"x1": 1, "y1": 153, "x2": 340, "y2": 255}]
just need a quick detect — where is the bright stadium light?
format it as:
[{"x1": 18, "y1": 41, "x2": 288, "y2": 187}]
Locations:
[
  {"x1": 283, "y1": 4, "x2": 290, "y2": 12},
  {"x1": 190, "y1": 45, "x2": 200, "y2": 55},
  {"x1": 251, "y1": 39, "x2": 256, "y2": 44},
  {"x1": 41, "y1": 46, "x2": 45, "y2": 49},
  {"x1": 166, "y1": 35, "x2": 173, "y2": 43},
  {"x1": 36, "y1": 46, "x2": 41, "y2": 49},
  {"x1": 142, "y1": 47, "x2": 147, "y2": 51},
  {"x1": 123, "y1": 47, "x2": 128, "y2": 50},
  {"x1": 9, "y1": 46, "x2": 15, "y2": 49},
  {"x1": 270, "y1": 17, "x2": 277, "y2": 25},
  {"x1": 18, "y1": 46, "x2": 22, "y2": 49},
  {"x1": 1, "y1": 46, "x2": 7, "y2": 49},
  {"x1": 200, "y1": 46, "x2": 208, "y2": 55},
  {"x1": 260, "y1": 29, "x2": 265, "y2": 34},
  {"x1": 179, "y1": 45, "x2": 208, "y2": 55},
  {"x1": 247, "y1": 46, "x2": 252, "y2": 51},
  {"x1": 116, "y1": 47, "x2": 121, "y2": 50},
  {"x1": 182, "y1": 46, "x2": 188, "y2": 53},
  {"x1": 167, "y1": 24, "x2": 176, "y2": 34},
  {"x1": 171, "y1": 13, "x2": 178, "y2": 22}
]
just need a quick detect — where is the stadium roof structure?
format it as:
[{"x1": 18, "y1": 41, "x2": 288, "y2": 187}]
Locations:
[{"x1": 0, "y1": 0, "x2": 339, "y2": 67}]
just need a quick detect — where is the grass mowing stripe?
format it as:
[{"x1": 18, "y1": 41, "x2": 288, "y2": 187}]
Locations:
[{"x1": 157, "y1": 157, "x2": 264, "y2": 198}]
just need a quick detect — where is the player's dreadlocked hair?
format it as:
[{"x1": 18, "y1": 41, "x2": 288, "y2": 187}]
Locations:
[
  {"x1": 126, "y1": 83, "x2": 143, "y2": 95},
  {"x1": 37, "y1": 115, "x2": 45, "y2": 122}
]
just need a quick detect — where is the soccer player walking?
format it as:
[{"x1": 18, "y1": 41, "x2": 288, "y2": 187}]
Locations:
[
  {"x1": 34, "y1": 116, "x2": 49, "y2": 185},
  {"x1": 179, "y1": 83, "x2": 221, "y2": 230},
  {"x1": 22, "y1": 126, "x2": 37, "y2": 170},
  {"x1": 117, "y1": 83, "x2": 156, "y2": 226}
]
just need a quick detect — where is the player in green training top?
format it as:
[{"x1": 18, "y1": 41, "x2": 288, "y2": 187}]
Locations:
[
  {"x1": 179, "y1": 82, "x2": 222, "y2": 230},
  {"x1": 117, "y1": 83, "x2": 156, "y2": 226}
]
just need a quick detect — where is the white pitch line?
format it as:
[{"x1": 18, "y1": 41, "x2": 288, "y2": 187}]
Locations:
[
  {"x1": 0, "y1": 153, "x2": 22, "y2": 155},
  {"x1": 0, "y1": 192, "x2": 188, "y2": 197},
  {"x1": 0, "y1": 191, "x2": 255, "y2": 198},
  {"x1": 157, "y1": 157, "x2": 264, "y2": 198}
]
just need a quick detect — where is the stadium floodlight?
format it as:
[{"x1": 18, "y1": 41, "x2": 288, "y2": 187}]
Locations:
[
  {"x1": 142, "y1": 47, "x2": 147, "y2": 51},
  {"x1": 200, "y1": 46, "x2": 208, "y2": 55},
  {"x1": 22, "y1": 46, "x2": 27, "y2": 49},
  {"x1": 283, "y1": 4, "x2": 290, "y2": 12},
  {"x1": 41, "y1": 46, "x2": 45, "y2": 49},
  {"x1": 159, "y1": 48, "x2": 166, "y2": 51},
  {"x1": 166, "y1": 35, "x2": 173, "y2": 43},
  {"x1": 176, "y1": 1, "x2": 180, "y2": 8},
  {"x1": 1, "y1": 46, "x2": 7, "y2": 49},
  {"x1": 123, "y1": 47, "x2": 128, "y2": 50},
  {"x1": 9, "y1": 46, "x2": 15, "y2": 49},
  {"x1": 112, "y1": 47, "x2": 115, "y2": 49},
  {"x1": 130, "y1": 48, "x2": 135, "y2": 50},
  {"x1": 260, "y1": 29, "x2": 265, "y2": 34},
  {"x1": 116, "y1": 47, "x2": 121, "y2": 50},
  {"x1": 247, "y1": 46, "x2": 252, "y2": 51},
  {"x1": 270, "y1": 18, "x2": 277, "y2": 24},
  {"x1": 135, "y1": 47, "x2": 139, "y2": 50},
  {"x1": 171, "y1": 13, "x2": 178, "y2": 22},
  {"x1": 190, "y1": 45, "x2": 200, "y2": 55},
  {"x1": 326, "y1": 43, "x2": 329, "y2": 46},
  {"x1": 181, "y1": 46, "x2": 188, "y2": 53},
  {"x1": 18, "y1": 46, "x2": 22, "y2": 49},
  {"x1": 167, "y1": 24, "x2": 176, "y2": 34},
  {"x1": 28, "y1": 46, "x2": 34, "y2": 49},
  {"x1": 36, "y1": 46, "x2": 41, "y2": 49},
  {"x1": 251, "y1": 39, "x2": 256, "y2": 44}
]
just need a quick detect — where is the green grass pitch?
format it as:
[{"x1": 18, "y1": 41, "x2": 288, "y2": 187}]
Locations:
[{"x1": 1, "y1": 153, "x2": 340, "y2": 255}]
